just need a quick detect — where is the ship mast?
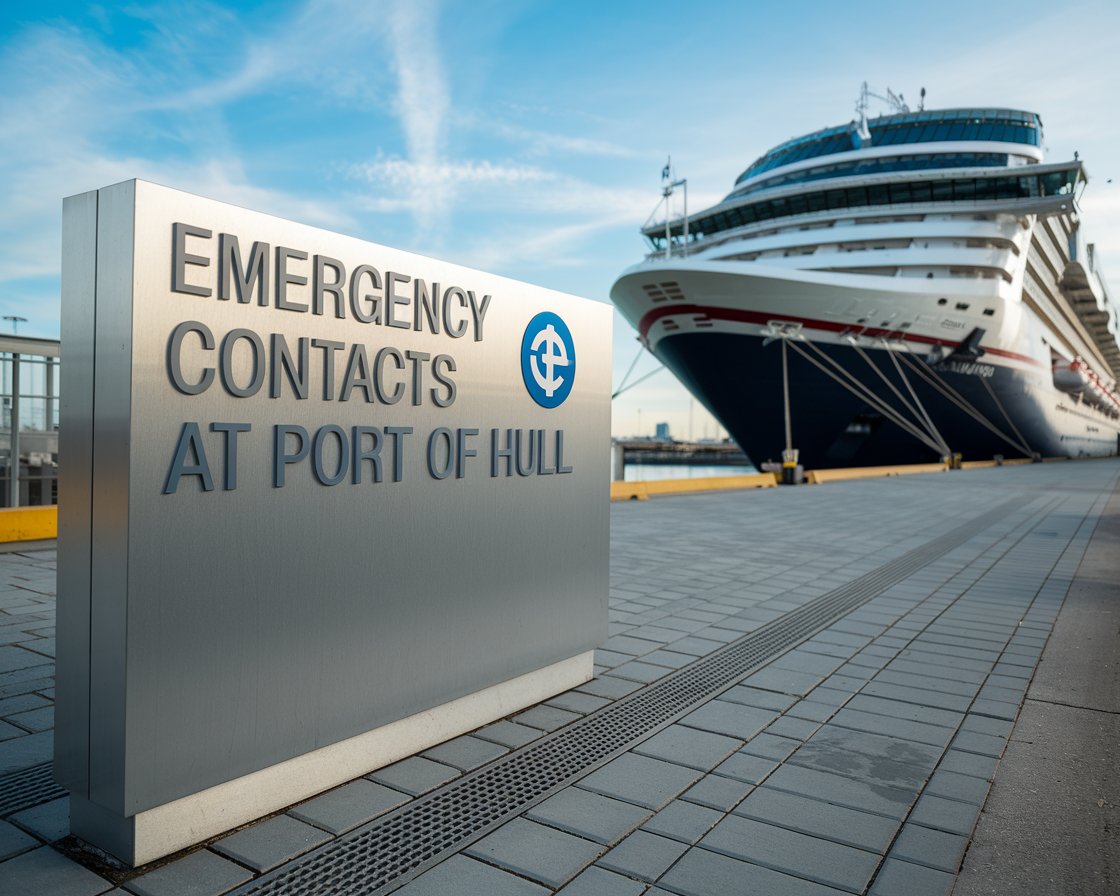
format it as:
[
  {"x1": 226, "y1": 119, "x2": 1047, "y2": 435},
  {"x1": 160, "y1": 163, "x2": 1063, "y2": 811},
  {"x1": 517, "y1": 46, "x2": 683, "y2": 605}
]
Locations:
[{"x1": 661, "y1": 157, "x2": 688, "y2": 259}]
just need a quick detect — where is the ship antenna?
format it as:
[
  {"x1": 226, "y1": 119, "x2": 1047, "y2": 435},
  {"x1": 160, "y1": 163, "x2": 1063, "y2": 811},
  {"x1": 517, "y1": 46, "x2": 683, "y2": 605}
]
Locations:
[
  {"x1": 919, "y1": 87, "x2": 926, "y2": 111},
  {"x1": 856, "y1": 81, "x2": 870, "y2": 129}
]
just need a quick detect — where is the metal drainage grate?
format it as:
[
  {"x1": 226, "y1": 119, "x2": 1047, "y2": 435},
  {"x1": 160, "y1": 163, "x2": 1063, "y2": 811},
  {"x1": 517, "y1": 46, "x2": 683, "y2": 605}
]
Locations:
[
  {"x1": 0, "y1": 762, "x2": 66, "y2": 818},
  {"x1": 234, "y1": 498, "x2": 1029, "y2": 896}
]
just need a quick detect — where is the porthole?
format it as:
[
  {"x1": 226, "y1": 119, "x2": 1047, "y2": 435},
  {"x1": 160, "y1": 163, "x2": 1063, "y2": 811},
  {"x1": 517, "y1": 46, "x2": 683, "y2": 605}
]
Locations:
[{"x1": 937, "y1": 298, "x2": 947, "y2": 305}]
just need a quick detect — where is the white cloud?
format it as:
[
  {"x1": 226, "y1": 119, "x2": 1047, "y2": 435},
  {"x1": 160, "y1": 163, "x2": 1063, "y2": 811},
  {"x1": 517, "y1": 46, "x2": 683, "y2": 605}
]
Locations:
[{"x1": 351, "y1": 156, "x2": 558, "y2": 190}]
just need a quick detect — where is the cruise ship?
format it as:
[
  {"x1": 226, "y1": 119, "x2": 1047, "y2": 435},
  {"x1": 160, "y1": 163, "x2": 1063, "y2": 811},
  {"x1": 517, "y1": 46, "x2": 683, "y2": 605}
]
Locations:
[{"x1": 610, "y1": 90, "x2": 1120, "y2": 468}]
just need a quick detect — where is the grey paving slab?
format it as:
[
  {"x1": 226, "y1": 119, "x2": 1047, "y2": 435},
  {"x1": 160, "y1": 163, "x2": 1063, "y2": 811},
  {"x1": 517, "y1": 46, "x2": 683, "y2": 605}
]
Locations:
[
  {"x1": 124, "y1": 849, "x2": 251, "y2": 896},
  {"x1": 923, "y1": 769, "x2": 991, "y2": 805},
  {"x1": 465, "y1": 818, "x2": 603, "y2": 888},
  {"x1": 741, "y1": 666, "x2": 825, "y2": 697},
  {"x1": 720, "y1": 686, "x2": 798, "y2": 712},
  {"x1": 936, "y1": 749, "x2": 998, "y2": 781},
  {"x1": 422, "y1": 734, "x2": 508, "y2": 770},
  {"x1": 733, "y1": 785, "x2": 900, "y2": 853},
  {"x1": 791, "y1": 724, "x2": 941, "y2": 789},
  {"x1": 701, "y1": 812, "x2": 880, "y2": 892},
  {"x1": 786, "y1": 699, "x2": 838, "y2": 723},
  {"x1": 659, "y1": 845, "x2": 849, "y2": 896},
  {"x1": 0, "y1": 693, "x2": 50, "y2": 716},
  {"x1": 367, "y1": 756, "x2": 459, "y2": 795},
  {"x1": 527, "y1": 786, "x2": 651, "y2": 845},
  {"x1": 712, "y1": 751, "x2": 779, "y2": 784},
  {"x1": 597, "y1": 829, "x2": 690, "y2": 882},
  {"x1": 679, "y1": 774, "x2": 753, "y2": 812},
  {"x1": 212, "y1": 813, "x2": 332, "y2": 873},
  {"x1": 554, "y1": 866, "x2": 646, "y2": 896},
  {"x1": 0, "y1": 729, "x2": 51, "y2": 774},
  {"x1": 0, "y1": 646, "x2": 52, "y2": 675},
  {"x1": 575, "y1": 676, "x2": 641, "y2": 700},
  {"x1": 0, "y1": 719, "x2": 28, "y2": 740},
  {"x1": 578, "y1": 753, "x2": 703, "y2": 810},
  {"x1": 546, "y1": 691, "x2": 611, "y2": 714},
  {"x1": 949, "y1": 729, "x2": 1005, "y2": 758},
  {"x1": 828, "y1": 707, "x2": 955, "y2": 748},
  {"x1": 632, "y1": 724, "x2": 740, "y2": 771},
  {"x1": 611, "y1": 660, "x2": 672, "y2": 683},
  {"x1": 289, "y1": 778, "x2": 409, "y2": 834},
  {"x1": 8, "y1": 796, "x2": 68, "y2": 842},
  {"x1": 0, "y1": 846, "x2": 112, "y2": 896},
  {"x1": 772, "y1": 649, "x2": 847, "y2": 677},
  {"x1": 889, "y1": 822, "x2": 968, "y2": 873},
  {"x1": 638, "y1": 649, "x2": 699, "y2": 670},
  {"x1": 512, "y1": 703, "x2": 584, "y2": 731},
  {"x1": 958, "y1": 713, "x2": 1013, "y2": 739},
  {"x1": 679, "y1": 700, "x2": 775, "y2": 740},
  {"x1": 907, "y1": 792, "x2": 982, "y2": 836},
  {"x1": 868, "y1": 857, "x2": 954, "y2": 896},
  {"x1": 657, "y1": 636, "x2": 726, "y2": 657},
  {"x1": 846, "y1": 694, "x2": 964, "y2": 729},
  {"x1": 0, "y1": 818, "x2": 37, "y2": 861},
  {"x1": 764, "y1": 715, "x2": 820, "y2": 741},
  {"x1": 640, "y1": 799, "x2": 723, "y2": 844},
  {"x1": 4, "y1": 706, "x2": 52, "y2": 732},
  {"x1": 765, "y1": 763, "x2": 915, "y2": 819},
  {"x1": 395, "y1": 854, "x2": 549, "y2": 896},
  {"x1": 475, "y1": 720, "x2": 544, "y2": 749}
]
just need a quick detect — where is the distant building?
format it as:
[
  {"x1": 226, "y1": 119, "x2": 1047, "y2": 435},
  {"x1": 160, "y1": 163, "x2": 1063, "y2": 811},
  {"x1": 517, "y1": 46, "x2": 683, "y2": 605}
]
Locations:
[{"x1": 654, "y1": 421, "x2": 671, "y2": 441}]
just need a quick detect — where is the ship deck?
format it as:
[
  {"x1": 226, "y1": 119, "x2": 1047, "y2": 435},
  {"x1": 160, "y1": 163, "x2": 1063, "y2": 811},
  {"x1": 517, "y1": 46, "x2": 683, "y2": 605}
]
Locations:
[{"x1": 1, "y1": 459, "x2": 1117, "y2": 895}]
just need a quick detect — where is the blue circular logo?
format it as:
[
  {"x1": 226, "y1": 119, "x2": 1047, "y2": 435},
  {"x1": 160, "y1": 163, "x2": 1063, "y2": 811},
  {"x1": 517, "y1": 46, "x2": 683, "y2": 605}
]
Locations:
[{"x1": 521, "y1": 312, "x2": 576, "y2": 408}]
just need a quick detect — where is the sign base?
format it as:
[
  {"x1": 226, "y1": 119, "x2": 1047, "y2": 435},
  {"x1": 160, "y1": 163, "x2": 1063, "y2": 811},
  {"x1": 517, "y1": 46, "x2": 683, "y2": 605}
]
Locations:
[{"x1": 71, "y1": 650, "x2": 593, "y2": 866}]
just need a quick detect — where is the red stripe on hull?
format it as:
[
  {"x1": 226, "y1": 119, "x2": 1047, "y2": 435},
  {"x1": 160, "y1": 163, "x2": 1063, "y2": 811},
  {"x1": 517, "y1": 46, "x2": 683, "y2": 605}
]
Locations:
[{"x1": 637, "y1": 303, "x2": 1043, "y2": 368}]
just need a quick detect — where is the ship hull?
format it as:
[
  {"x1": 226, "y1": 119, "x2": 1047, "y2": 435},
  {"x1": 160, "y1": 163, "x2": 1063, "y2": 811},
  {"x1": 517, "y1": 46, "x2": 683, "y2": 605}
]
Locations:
[{"x1": 656, "y1": 331, "x2": 1117, "y2": 467}]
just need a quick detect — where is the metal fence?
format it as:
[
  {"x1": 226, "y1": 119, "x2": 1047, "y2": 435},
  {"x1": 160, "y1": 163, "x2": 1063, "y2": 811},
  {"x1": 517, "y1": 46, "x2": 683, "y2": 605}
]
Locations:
[{"x1": 0, "y1": 336, "x2": 59, "y2": 508}]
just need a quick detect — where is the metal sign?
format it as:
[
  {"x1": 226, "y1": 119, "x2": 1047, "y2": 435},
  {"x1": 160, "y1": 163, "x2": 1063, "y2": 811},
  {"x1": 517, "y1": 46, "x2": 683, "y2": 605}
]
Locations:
[{"x1": 56, "y1": 180, "x2": 610, "y2": 864}]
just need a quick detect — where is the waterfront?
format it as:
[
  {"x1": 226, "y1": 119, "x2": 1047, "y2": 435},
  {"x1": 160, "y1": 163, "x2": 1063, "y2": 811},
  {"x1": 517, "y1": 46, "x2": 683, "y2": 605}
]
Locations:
[{"x1": 623, "y1": 462, "x2": 757, "y2": 482}]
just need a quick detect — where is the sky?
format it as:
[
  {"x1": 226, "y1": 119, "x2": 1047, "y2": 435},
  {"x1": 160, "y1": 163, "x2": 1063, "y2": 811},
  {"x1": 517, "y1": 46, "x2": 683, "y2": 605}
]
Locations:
[{"x1": 2, "y1": 0, "x2": 1119, "y2": 439}]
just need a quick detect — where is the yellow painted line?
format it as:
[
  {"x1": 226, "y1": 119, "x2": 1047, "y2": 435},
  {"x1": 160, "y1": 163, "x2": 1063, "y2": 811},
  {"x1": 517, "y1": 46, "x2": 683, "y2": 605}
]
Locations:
[
  {"x1": 806, "y1": 463, "x2": 948, "y2": 484},
  {"x1": 611, "y1": 472, "x2": 779, "y2": 501},
  {"x1": 959, "y1": 460, "x2": 999, "y2": 470},
  {"x1": 0, "y1": 506, "x2": 58, "y2": 542}
]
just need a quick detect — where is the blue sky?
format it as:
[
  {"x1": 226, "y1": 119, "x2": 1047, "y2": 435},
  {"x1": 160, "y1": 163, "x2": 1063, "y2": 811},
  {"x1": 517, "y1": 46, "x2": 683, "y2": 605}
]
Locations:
[{"x1": 2, "y1": 0, "x2": 1119, "y2": 438}]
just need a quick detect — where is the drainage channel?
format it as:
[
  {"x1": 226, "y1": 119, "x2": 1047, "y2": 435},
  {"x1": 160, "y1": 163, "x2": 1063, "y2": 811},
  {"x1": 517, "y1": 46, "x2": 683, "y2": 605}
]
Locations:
[
  {"x1": 0, "y1": 762, "x2": 66, "y2": 818},
  {"x1": 232, "y1": 497, "x2": 1028, "y2": 896}
]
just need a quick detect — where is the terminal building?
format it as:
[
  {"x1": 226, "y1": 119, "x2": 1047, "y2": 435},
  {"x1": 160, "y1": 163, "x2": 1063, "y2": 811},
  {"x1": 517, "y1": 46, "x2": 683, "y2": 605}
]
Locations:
[{"x1": 0, "y1": 334, "x2": 59, "y2": 508}]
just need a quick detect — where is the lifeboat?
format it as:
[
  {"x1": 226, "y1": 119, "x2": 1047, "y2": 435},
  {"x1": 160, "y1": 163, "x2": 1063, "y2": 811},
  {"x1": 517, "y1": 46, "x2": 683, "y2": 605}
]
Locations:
[{"x1": 1052, "y1": 359, "x2": 1090, "y2": 394}]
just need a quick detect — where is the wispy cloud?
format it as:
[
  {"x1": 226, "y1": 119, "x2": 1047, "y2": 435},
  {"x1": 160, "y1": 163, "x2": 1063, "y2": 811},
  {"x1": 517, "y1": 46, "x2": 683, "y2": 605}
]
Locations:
[
  {"x1": 486, "y1": 120, "x2": 641, "y2": 160},
  {"x1": 383, "y1": 0, "x2": 451, "y2": 239}
]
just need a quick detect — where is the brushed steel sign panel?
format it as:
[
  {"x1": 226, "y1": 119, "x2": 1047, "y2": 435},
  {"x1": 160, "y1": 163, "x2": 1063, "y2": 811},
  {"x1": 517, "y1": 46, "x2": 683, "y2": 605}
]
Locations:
[{"x1": 57, "y1": 180, "x2": 609, "y2": 847}]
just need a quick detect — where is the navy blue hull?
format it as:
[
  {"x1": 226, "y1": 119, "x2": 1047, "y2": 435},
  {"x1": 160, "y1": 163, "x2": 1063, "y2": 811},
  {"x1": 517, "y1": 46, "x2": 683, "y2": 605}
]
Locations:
[{"x1": 655, "y1": 333, "x2": 1113, "y2": 467}]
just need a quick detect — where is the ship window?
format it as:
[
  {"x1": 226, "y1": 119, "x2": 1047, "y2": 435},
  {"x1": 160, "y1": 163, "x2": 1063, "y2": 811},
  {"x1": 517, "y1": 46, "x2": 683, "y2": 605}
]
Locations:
[
  {"x1": 937, "y1": 298, "x2": 948, "y2": 305},
  {"x1": 983, "y1": 308, "x2": 995, "y2": 316},
  {"x1": 955, "y1": 302, "x2": 970, "y2": 310}
]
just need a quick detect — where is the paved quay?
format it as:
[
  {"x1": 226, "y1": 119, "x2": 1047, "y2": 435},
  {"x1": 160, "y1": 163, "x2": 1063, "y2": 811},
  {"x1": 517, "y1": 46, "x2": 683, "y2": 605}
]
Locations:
[{"x1": 0, "y1": 459, "x2": 1118, "y2": 896}]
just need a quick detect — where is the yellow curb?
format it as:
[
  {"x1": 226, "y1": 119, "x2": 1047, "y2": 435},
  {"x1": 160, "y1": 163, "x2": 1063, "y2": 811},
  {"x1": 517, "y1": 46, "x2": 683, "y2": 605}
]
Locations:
[{"x1": 0, "y1": 506, "x2": 58, "y2": 542}]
